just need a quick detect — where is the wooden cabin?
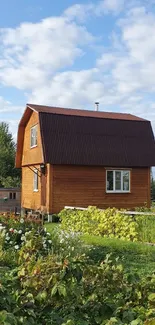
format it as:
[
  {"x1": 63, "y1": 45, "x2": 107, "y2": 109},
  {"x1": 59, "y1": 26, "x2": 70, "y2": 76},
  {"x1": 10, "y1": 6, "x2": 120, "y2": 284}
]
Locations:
[
  {"x1": 0, "y1": 188, "x2": 21, "y2": 213},
  {"x1": 15, "y1": 104, "x2": 155, "y2": 215}
]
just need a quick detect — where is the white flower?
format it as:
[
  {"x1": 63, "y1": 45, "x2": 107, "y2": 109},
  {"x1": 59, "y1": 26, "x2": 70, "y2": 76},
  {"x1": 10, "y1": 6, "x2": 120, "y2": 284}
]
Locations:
[
  {"x1": 0, "y1": 226, "x2": 5, "y2": 231},
  {"x1": 10, "y1": 241, "x2": 13, "y2": 244},
  {"x1": 46, "y1": 232, "x2": 50, "y2": 236},
  {"x1": 48, "y1": 240, "x2": 52, "y2": 244},
  {"x1": 21, "y1": 235, "x2": 26, "y2": 241},
  {"x1": 18, "y1": 230, "x2": 22, "y2": 234},
  {"x1": 15, "y1": 245, "x2": 19, "y2": 250},
  {"x1": 14, "y1": 229, "x2": 17, "y2": 233},
  {"x1": 6, "y1": 236, "x2": 10, "y2": 241},
  {"x1": 20, "y1": 218, "x2": 24, "y2": 224}
]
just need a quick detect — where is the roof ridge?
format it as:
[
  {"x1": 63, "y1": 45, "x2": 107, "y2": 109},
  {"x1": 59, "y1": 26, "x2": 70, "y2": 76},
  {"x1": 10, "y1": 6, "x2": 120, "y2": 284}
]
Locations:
[{"x1": 27, "y1": 103, "x2": 147, "y2": 122}]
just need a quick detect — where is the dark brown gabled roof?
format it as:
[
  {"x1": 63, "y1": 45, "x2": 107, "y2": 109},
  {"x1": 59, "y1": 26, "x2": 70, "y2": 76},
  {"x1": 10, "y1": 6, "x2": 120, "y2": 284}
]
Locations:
[{"x1": 16, "y1": 103, "x2": 155, "y2": 168}]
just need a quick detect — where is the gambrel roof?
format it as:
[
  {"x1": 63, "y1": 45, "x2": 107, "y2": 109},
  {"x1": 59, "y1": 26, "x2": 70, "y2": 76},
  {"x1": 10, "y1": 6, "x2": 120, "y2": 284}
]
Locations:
[{"x1": 16, "y1": 103, "x2": 155, "y2": 168}]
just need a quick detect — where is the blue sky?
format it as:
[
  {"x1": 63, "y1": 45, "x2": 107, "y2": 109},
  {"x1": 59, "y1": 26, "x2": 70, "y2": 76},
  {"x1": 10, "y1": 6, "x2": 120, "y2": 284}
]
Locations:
[{"x1": 1, "y1": 0, "x2": 155, "y2": 138}]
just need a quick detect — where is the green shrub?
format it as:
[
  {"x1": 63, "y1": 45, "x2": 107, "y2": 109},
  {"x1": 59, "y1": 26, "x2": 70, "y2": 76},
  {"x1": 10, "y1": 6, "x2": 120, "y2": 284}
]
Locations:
[
  {"x1": 59, "y1": 207, "x2": 139, "y2": 241},
  {"x1": 136, "y1": 215, "x2": 155, "y2": 243}
]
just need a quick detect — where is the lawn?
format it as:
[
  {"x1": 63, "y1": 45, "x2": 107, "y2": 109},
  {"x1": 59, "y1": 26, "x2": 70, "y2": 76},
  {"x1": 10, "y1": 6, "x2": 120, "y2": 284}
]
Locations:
[
  {"x1": 45, "y1": 222, "x2": 155, "y2": 277},
  {"x1": 45, "y1": 222, "x2": 60, "y2": 233},
  {"x1": 82, "y1": 234, "x2": 155, "y2": 276}
]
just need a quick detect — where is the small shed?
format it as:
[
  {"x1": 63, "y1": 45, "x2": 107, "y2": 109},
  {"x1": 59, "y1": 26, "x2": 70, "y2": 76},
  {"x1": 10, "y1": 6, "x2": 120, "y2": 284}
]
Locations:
[{"x1": 0, "y1": 188, "x2": 21, "y2": 213}]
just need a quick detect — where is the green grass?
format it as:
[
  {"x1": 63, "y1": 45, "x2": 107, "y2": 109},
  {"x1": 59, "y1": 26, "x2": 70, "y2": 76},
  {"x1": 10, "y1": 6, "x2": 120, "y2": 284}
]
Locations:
[
  {"x1": 82, "y1": 234, "x2": 155, "y2": 276},
  {"x1": 45, "y1": 222, "x2": 155, "y2": 276},
  {"x1": 44, "y1": 222, "x2": 60, "y2": 233},
  {"x1": 137, "y1": 215, "x2": 155, "y2": 243}
]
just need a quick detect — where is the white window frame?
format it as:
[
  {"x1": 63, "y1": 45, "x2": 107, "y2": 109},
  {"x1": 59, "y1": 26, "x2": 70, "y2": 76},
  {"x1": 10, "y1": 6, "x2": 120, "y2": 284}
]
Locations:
[
  {"x1": 33, "y1": 169, "x2": 39, "y2": 192},
  {"x1": 30, "y1": 125, "x2": 37, "y2": 148},
  {"x1": 106, "y1": 170, "x2": 130, "y2": 193}
]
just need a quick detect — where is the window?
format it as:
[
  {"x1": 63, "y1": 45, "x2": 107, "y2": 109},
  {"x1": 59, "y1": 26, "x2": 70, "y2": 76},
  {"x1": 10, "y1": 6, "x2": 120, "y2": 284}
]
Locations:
[
  {"x1": 34, "y1": 169, "x2": 38, "y2": 191},
  {"x1": 106, "y1": 170, "x2": 130, "y2": 193},
  {"x1": 13, "y1": 193, "x2": 16, "y2": 200},
  {"x1": 30, "y1": 125, "x2": 37, "y2": 148},
  {"x1": 9, "y1": 192, "x2": 16, "y2": 199}
]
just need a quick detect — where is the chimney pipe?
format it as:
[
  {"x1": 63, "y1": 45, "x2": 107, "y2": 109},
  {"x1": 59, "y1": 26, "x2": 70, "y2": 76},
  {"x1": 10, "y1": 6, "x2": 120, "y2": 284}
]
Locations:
[{"x1": 95, "y1": 102, "x2": 99, "y2": 111}]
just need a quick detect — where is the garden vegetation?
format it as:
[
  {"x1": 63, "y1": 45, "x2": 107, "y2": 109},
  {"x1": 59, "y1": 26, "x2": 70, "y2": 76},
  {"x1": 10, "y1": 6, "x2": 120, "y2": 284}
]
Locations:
[{"x1": 0, "y1": 210, "x2": 155, "y2": 324}]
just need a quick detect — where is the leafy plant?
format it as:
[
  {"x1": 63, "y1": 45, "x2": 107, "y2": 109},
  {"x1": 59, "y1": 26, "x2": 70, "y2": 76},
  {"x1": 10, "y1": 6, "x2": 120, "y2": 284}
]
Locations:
[
  {"x1": 59, "y1": 207, "x2": 139, "y2": 241},
  {"x1": 0, "y1": 212, "x2": 155, "y2": 324}
]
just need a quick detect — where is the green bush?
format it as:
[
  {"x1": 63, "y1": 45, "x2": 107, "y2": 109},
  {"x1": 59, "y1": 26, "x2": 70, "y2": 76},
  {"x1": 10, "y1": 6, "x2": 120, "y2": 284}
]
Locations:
[
  {"x1": 59, "y1": 207, "x2": 155, "y2": 243},
  {"x1": 1, "y1": 242, "x2": 155, "y2": 324},
  {"x1": 136, "y1": 215, "x2": 155, "y2": 243},
  {"x1": 59, "y1": 207, "x2": 139, "y2": 241}
]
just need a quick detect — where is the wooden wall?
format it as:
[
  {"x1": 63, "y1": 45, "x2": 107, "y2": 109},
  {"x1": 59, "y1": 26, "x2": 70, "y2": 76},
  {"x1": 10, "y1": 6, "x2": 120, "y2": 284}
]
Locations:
[
  {"x1": 22, "y1": 111, "x2": 43, "y2": 166},
  {"x1": 21, "y1": 164, "x2": 151, "y2": 214},
  {"x1": 22, "y1": 166, "x2": 41, "y2": 211},
  {"x1": 21, "y1": 164, "x2": 51, "y2": 213},
  {"x1": 52, "y1": 165, "x2": 151, "y2": 213}
]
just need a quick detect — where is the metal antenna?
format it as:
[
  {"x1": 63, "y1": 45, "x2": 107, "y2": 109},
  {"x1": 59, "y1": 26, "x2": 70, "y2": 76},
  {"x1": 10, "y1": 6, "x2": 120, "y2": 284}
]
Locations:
[{"x1": 95, "y1": 102, "x2": 99, "y2": 111}]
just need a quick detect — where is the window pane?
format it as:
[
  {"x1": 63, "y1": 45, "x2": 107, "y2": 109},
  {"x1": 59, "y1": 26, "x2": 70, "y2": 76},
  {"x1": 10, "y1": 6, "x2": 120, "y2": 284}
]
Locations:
[
  {"x1": 31, "y1": 128, "x2": 34, "y2": 147},
  {"x1": 123, "y1": 171, "x2": 129, "y2": 191},
  {"x1": 13, "y1": 193, "x2": 16, "y2": 200},
  {"x1": 31, "y1": 126, "x2": 37, "y2": 147},
  {"x1": 34, "y1": 170, "x2": 38, "y2": 190},
  {"x1": 115, "y1": 171, "x2": 121, "y2": 190},
  {"x1": 34, "y1": 127, "x2": 37, "y2": 145},
  {"x1": 107, "y1": 171, "x2": 113, "y2": 191}
]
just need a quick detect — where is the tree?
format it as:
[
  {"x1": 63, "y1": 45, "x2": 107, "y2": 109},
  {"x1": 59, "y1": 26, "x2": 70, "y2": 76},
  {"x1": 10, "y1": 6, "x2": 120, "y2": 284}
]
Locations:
[{"x1": 0, "y1": 122, "x2": 21, "y2": 188}]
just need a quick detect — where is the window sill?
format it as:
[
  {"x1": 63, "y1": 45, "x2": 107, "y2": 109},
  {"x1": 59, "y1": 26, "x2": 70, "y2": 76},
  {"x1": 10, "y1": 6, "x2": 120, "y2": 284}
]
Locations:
[
  {"x1": 106, "y1": 191, "x2": 130, "y2": 194},
  {"x1": 30, "y1": 145, "x2": 37, "y2": 149},
  {"x1": 33, "y1": 190, "x2": 39, "y2": 192}
]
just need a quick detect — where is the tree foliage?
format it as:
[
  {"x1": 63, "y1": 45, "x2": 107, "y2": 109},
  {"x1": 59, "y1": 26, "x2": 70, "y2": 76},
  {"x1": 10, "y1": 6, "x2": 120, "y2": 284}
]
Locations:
[{"x1": 0, "y1": 122, "x2": 21, "y2": 187}]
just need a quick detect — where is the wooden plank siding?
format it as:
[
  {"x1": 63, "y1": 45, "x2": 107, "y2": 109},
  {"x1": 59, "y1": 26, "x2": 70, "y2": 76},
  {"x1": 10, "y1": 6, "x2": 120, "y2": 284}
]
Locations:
[
  {"x1": 22, "y1": 111, "x2": 44, "y2": 166},
  {"x1": 22, "y1": 164, "x2": 51, "y2": 213},
  {"x1": 46, "y1": 164, "x2": 53, "y2": 213},
  {"x1": 22, "y1": 166, "x2": 41, "y2": 211},
  {"x1": 52, "y1": 165, "x2": 151, "y2": 214},
  {"x1": 21, "y1": 111, "x2": 48, "y2": 212}
]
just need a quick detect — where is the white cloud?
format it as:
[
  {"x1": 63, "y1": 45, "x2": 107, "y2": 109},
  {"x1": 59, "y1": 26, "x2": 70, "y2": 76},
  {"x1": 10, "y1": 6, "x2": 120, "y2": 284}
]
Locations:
[
  {"x1": 1, "y1": 0, "x2": 155, "y2": 138},
  {"x1": 0, "y1": 97, "x2": 23, "y2": 139},
  {"x1": 64, "y1": 3, "x2": 94, "y2": 22},
  {"x1": 64, "y1": 0, "x2": 126, "y2": 22},
  {"x1": 0, "y1": 16, "x2": 93, "y2": 90},
  {"x1": 96, "y1": 0, "x2": 125, "y2": 14},
  {"x1": 28, "y1": 3, "x2": 155, "y2": 129},
  {"x1": 29, "y1": 68, "x2": 106, "y2": 107},
  {"x1": 0, "y1": 96, "x2": 22, "y2": 113}
]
